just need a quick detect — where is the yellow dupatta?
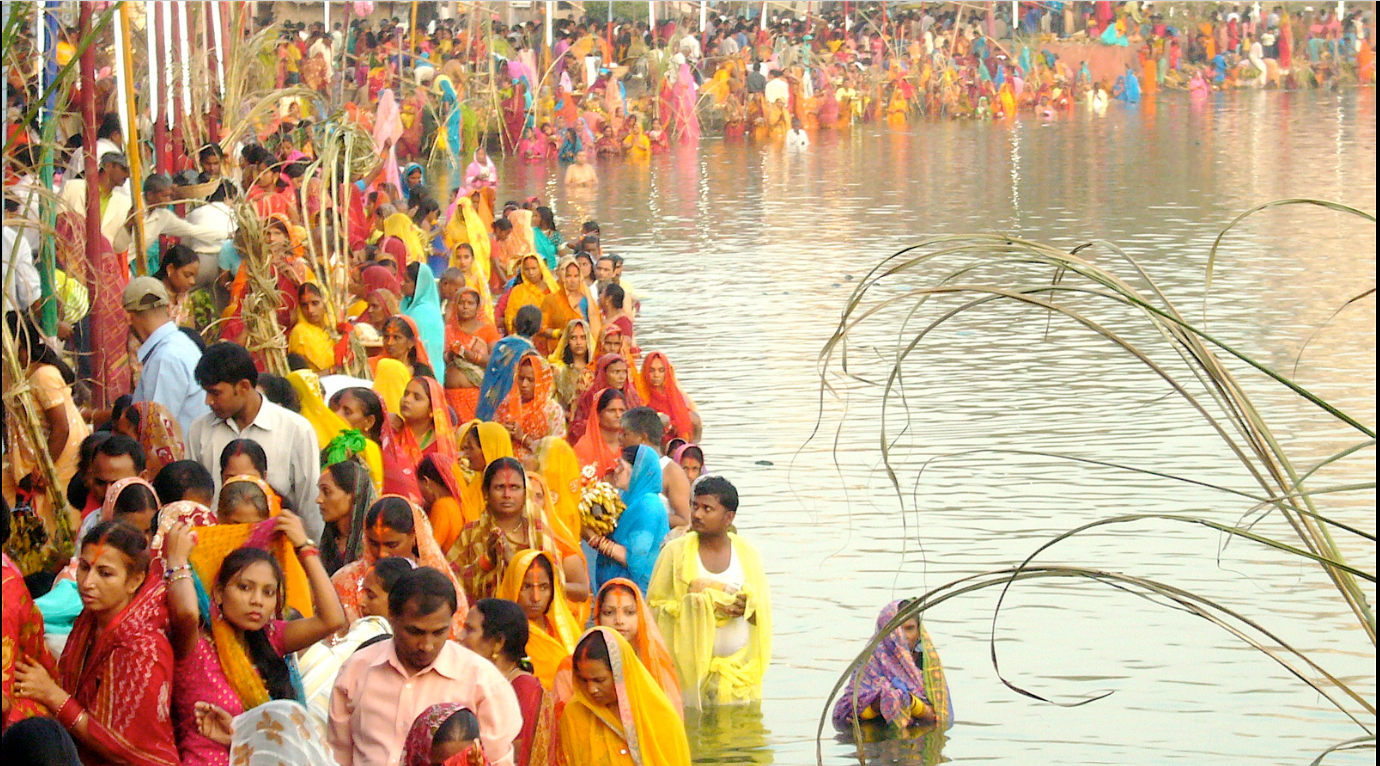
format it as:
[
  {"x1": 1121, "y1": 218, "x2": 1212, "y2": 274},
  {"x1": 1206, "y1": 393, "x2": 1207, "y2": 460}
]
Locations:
[
  {"x1": 288, "y1": 315, "x2": 336, "y2": 373},
  {"x1": 457, "y1": 420, "x2": 515, "y2": 523},
  {"x1": 382, "y1": 212, "x2": 426, "y2": 263},
  {"x1": 535, "y1": 437, "x2": 584, "y2": 552},
  {"x1": 372, "y1": 358, "x2": 411, "y2": 415},
  {"x1": 557, "y1": 628, "x2": 691, "y2": 766},
  {"x1": 289, "y1": 371, "x2": 384, "y2": 491},
  {"x1": 445, "y1": 196, "x2": 493, "y2": 284},
  {"x1": 646, "y1": 532, "x2": 773, "y2": 710},
  {"x1": 504, "y1": 255, "x2": 558, "y2": 329},
  {"x1": 495, "y1": 549, "x2": 582, "y2": 690}
]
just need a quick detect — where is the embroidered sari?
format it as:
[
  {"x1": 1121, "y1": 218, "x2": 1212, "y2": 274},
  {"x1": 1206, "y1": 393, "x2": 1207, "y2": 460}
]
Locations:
[
  {"x1": 556, "y1": 628, "x2": 691, "y2": 766},
  {"x1": 548, "y1": 319, "x2": 597, "y2": 413},
  {"x1": 2, "y1": 552, "x2": 56, "y2": 727},
  {"x1": 330, "y1": 495, "x2": 469, "y2": 638},
  {"x1": 57, "y1": 568, "x2": 179, "y2": 766},
  {"x1": 447, "y1": 467, "x2": 558, "y2": 603},
  {"x1": 443, "y1": 288, "x2": 501, "y2": 423},
  {"x1": 475, "y1": 336, "x2": 536, "y2": 422},
  {"x1": 456, "y1": 421, "x2": 516, "y2": 524},
  {"x1": 128, "y1": 400, "x2": 185, "y2": 478},
  {"x1": 567, "y1": 354, "x2": 642, "y2": 443},
  {"x1": 401, "y1": 703, "x2": 495, "y2": 766},
  {"x1": 494, "y1": 351, "x2": 566, "y2": 461}
]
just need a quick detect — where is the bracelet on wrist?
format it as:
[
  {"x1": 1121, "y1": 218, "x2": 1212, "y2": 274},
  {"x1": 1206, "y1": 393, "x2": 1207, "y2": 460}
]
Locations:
[
  {"x1": 167, "y1": 571, "x2": 194, "y2": 585},
  {"x1": 163, "y1": 563, "x2": 192, "y2": 581},
  {"x1": 297, "y1": 544, "x2": 321, "y2": 559},
  {"x1": 294, "y1": 537, "x2": 316, "y2": 552},
  {"x1": 55, "y1": 695, "x2": 82, "y2": 727}
]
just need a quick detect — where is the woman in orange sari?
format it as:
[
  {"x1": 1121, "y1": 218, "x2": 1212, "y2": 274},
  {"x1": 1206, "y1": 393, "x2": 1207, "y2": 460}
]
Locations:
[
  {"x1": 495, "y1": 351, "x2": 566, "y2": 462},
  {"x1": 494, "y1": 549, "x2": 582, "y2": 689},
  {"x1": 443, "y1": 288, "x2": 499, "y2": 423},
  {"x1": 540, "y1": 258, "x2": 601, "y2": 351},
  {"x1": 553, "y1": 577, "x2": 683, "y2": 718},
  {"x1": 380, "y1": 376, "x2": 457, "y2": 503},
  {"x1": 330, "y1": 495, "x2": 468, "y2": 638},
  {"x1": 416, "y1": 453, "x2": 469, "y2": 552},
  {"x1": 574, "y1": 389, "x2": 626, "y2": 478},
  {"x1": 636, "y1": 352, "x2": 699, "y2": 444},
  {"x1": 568, "y1": 354, "x2": 642, "y2": 443}
]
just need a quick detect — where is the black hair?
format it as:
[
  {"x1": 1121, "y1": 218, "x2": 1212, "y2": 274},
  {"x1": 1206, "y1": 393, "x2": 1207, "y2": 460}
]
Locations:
[
  {"x1": 596, "y1": 388, "x2": 626, "y2": 414},
  {"x1": 257, "y1": 373, "x2": 300, "y2": 412},
  {"x1": 492, "y1": 218, "x2": 513, "y2": 233},
  {"x1": 481, "y1": 456, "x2": 525, "y2": 494},
  {"x1": 388, "y1": 566, "x2": 458, "y2": 617},
  {"x1": 5, "y1": 312, "x2": 76, "y2": 385},
  {"x1": 297, "y1": 281, "x2": 324, "y2": 301},
  {"x1": 97, "y1": 112, "x2": 122, "y2": 140},
  {"x1": 216, "y1": 547, "x2": 295, "y2": 701},
  {"x1": 534, "y1": 206, "x2": 556, "y2": 232},
  {"x1": 620, "y1": 444, "x2": 641, "y2": 466},
  {"x1": 581, "y1": 220, "x2": 600, "y2": 234},
  {"x1": 381, "y1": 317, "x2": 422, "y2": 367},
  {"x1": 285, "y1": 353, "x2": 311, "y2": 373},
  {"x1": 561, "y1": 321, "x2": 587, "y2": 366},
  {"x1": 152, "y1": 460, "x2": 216, "y2": 504},
  {"x1": 365, "y1": 496, "x2": 416, "y2": 535},
  {"x1": 412, "y1": 195, "x2": 439, "y2": 224},
  {"x1": 219, "y1": 439, "x2": 268, "y2": 477},
  {"x1": 82, "y1": 519, "x2": 150, "y2": 575},
  {"x1": 415, "y1": 454, "x2": 452, "y2": 493},
  {"x1": 198, "y1": 143, "x2": 224, "y2": 162},
  {"x1": 110, "y1": 482, "x2": 160, "y2": 530},
  {"x1": 372, "y1": 556, "x2": 414, "y2": 592},
  {"x1": 693, "y1": 475, "x2": 739, "y2": 514},
  {"x1": 195, "y1": 342, "x2": 259, "y2": 388},
  {"x1": 583, "y1": 235, "x2": 602, "y2": 252},
  {"x1": 154, "y1": 243, "x2": 199, "y2": 281},
  {"x1": 601, "y1": 283, "x2": 625, "y2": 311},
  {"x1": 513, "y1": 305, "x2": 543, "y2": 338},
  {"x1": 621, "y1": 406, "x2": 663, "y2": 448},
  {"x1": 432, "y1": 707, "x2": 481, "y2": 751},
  {"x1": 208, "y1": 180, "x2": 231, "y2": 203},
  {"x1": 329, "y1": 387, "x2": 384, "y2": 442},
  {"x1": 95, "y1": 433, "x2": 147, "y2": 473},
  {"x1": 679, "y1": 445, "x2": 704, "y2": 465},
  {"x1": 68, "y1": 433, "x2": 113, "y2": 509},
  {"x1": 573, "y1": 629, "x2": 612, "y2": 668},
  {"x1": 473, "y1": 598, "x2": 530, "y2": 666}
]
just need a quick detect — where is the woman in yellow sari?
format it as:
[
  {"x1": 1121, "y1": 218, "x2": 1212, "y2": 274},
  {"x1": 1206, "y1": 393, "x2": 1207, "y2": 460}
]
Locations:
[
  {"x1": 525, "y1": 471, "x2": 589, "y2": 620},
  {"x1": 504, "y1": 255, "x2": 557, "y2": 345},
  {"x1": 371, "y1": 358, "x2": 412, "y2": 416},
  {"x1": 495, "y1": 549, "x2": 582, "y2": 689},
  {"x1": 558, "y1": 627, "x2": 691, "y2": 766},
  {"x1": 288, "y1": 282, "x2": 342, "y2": 374},
  {"x1": 289, "y1": 370, "x2": 384, "y2": 491}
]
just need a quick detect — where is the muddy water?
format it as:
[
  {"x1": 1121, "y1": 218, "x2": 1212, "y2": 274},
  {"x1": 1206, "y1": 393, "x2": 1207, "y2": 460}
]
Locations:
[{"x1": 484, "y1": 89, "x2": 1376, "y2": 764}]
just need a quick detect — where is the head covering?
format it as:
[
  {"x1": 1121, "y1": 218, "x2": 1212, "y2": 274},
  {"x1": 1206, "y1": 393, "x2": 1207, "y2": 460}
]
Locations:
[
  {"x1": 671, "y1": 443, "x2": 703, "y2": 471},
  {"x1": 400, "y1": 263, "x2": 447, "y2": 369},
  {"x1": 402, "y1": 703, "x2": 485, "y2": 766},
  {"x1": 121, "y1": 276, "x2": 170, "y2": 311},
  {"x1": 127, "y1": 401, "x2": 185, "y2": 477},
  {"x1": 220, "y1": 474, "x2": 284, "y2": 519},
  {"x1": 384, "y1": 376, "x2": 458, "y2": 491},
  {"x1": 594, "y1": 578, "x2": 683, "y2": 716},
  {"x1": 596, "y1": 445, "x2": 666, "y2": 595},
  {"x1": 535, "y1": 437, "x2": 584, "y2": 551},
  {"x1": 636, "y1": 352, "x2": 693, "y2": 442},
  {"x1": 448, "y1": 458, "x2": 557, "y2": 602},
  {"x1": 382, "y1": 214, "x2": 424, "y2": 263},
  {"x1": 149, "y1": 500, "x2": 216, "y2": 561},
  {"x1": 362, "y1": 264, "x2": 402, "y2": 296},
  {"x1": 456, "y1": 421, "x2": 515, "y2": 527},
  {"x1": 372, "y1": 358, "x2": 411, "y2": 415},
  {"x1": 100, "y1": 476, "x2": 160, "y2": 522},
  {"x1": 320, "y1": 459, "x2": 378, "y2": 576},
  {"x1": 573, "y1": 388, "x2": 623, "y2": 479},
  {"x1": 569, "y1": 354, "x2": 641, "y2": 442},
  {"x1": 503, "y1": 256, "x2": 556, "y2": 332},
  {"x1": 831, "y1": 600, "x2": 953, "y2": 731},
  {"x1": 229, "y1": 700, "x2": 337, "y2": 766},
  {"x1": 331, "y1": 495, "x2": 470, "y2": 638},
  {"x1": 475, "y1": 335, "x2": 537, "y2": 421},
  {"x1": 495, "y1": 549, "x2": 582, "y2": 688},
  {"x1": 562, "y1": 628, "x2": 691, "y2": 766}
]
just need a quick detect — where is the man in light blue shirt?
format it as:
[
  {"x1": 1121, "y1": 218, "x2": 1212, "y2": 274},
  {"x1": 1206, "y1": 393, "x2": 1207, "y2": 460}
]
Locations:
[{"x1": 125, "y1": 276, "x2": 210, "y2": 433}]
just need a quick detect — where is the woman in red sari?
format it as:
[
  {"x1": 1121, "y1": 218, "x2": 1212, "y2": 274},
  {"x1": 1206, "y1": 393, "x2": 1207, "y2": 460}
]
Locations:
[
  {"x1": 3, "y1": 532, "x2": 56, "y2": 729},
  {"x1": 444, "y1": 288, "x2": 500, "y2": 425},
  {"x1": 381, "y1": 376, "x2": 458, "y2": 503},
  {"x1": 13, "y1": 520, "x2": 179, "y2": 766},
  {"x1": 636, "y1": 352, "x2": 700, "y2": 443},
  {"x1": 567, "y1": 354, "x2": 643, "y2": 443}
]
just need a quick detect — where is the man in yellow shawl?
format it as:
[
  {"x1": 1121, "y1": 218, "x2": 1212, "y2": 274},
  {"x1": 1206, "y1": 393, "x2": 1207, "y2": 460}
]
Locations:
[{"x1": 648, "y1": 476, "x2": 771, "y2": 710}]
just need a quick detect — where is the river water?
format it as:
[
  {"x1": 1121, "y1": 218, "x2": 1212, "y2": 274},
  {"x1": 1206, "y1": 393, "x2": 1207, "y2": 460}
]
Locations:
[{"x1": 484, "y1": 90, "x2": 1376, "y2": 764}]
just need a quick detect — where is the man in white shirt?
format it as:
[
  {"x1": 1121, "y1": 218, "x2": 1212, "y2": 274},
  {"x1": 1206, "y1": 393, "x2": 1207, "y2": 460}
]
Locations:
[
  {"x1": 188, "y1": 341, "x2": 324, "y2": 537},
  {"x1": 764, "y1": 69, "x2": 790, "y2": 106},
  {"x1": 141, "y1": 174, "x2": 228, "y2": 269}
]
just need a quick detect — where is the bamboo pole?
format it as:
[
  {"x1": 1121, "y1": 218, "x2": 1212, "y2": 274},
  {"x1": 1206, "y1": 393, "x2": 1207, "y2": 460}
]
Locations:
[
  {"x1": 118, "y1": 2, "x2": 148, "y2": 268},
  {"x1": 34, "y1": 2, "x2": 58, "y2": 335},
  {"x1": 79, "y1": 2, "x2": 110, "y2": 406}
]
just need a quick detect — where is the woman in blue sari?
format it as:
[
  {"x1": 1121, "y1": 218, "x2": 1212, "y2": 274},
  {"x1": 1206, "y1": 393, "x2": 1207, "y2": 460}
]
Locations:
[
  {"x1": 558, "y1": 128, "x2": 583, "y2": 163},
  {"x1": 588, "y1": 445, "x2": 668, "y2": 596},
  {"x1": 475, "y1": 335, "x2": 536, "y2": 422},
  {"x1": 401, "y1": 262, "x2": 447, "y2": 370}
]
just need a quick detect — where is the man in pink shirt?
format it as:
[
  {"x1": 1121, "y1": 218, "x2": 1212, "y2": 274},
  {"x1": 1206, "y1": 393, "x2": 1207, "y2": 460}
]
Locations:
[{"x1": 329, "y1": 567, "x2": 522, "y2": 766}]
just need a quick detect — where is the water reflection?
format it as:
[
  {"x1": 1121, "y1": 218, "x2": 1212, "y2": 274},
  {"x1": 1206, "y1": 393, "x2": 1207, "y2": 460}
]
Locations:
[
  {"x1": 836, "y1": 723, "x2": 949, "y2": 766},
  {"x1": 685, "y1": 704, "x2": 774, "y2": 765}
]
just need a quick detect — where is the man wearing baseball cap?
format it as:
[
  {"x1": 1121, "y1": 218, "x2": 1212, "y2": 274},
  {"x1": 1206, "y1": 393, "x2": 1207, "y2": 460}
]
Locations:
[{"x1": 125, "y1": 276, "x2": 210, "y2": 433}]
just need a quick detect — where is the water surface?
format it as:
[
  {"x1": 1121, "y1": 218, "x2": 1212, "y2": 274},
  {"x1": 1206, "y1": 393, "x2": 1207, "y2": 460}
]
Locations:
[{"x1": 489, "y1": 90, "x2": 1376, "y2": 764}]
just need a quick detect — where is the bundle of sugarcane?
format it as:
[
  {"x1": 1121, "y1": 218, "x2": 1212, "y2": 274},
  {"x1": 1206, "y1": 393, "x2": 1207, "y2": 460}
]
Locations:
[
  {"x1": 227, "y1": 206, "x2": 289, "y2": 377},
  {"x1": 0, "y1": 321, "x2": 74, "y2": 574}
]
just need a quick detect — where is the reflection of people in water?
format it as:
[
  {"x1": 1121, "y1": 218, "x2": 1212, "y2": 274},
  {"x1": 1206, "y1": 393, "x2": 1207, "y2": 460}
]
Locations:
[{"x1": 832, "y1": 600, "x2": 953, "y2": 732}]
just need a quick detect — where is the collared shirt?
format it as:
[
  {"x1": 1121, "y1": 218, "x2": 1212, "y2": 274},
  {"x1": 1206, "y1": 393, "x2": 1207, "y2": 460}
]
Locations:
[
  {"x1": 329, "y1": 639, "x2": 522, "y2": 766},
  {"x1": 131, "y1": 321, "x2": 210, "y2": 434},
  {"x1": 186, "y1": 393, "x2": 323, "y2": 538},
  {"x1": 2, "y1": 227, "x2": 39, "y2": 313}
]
